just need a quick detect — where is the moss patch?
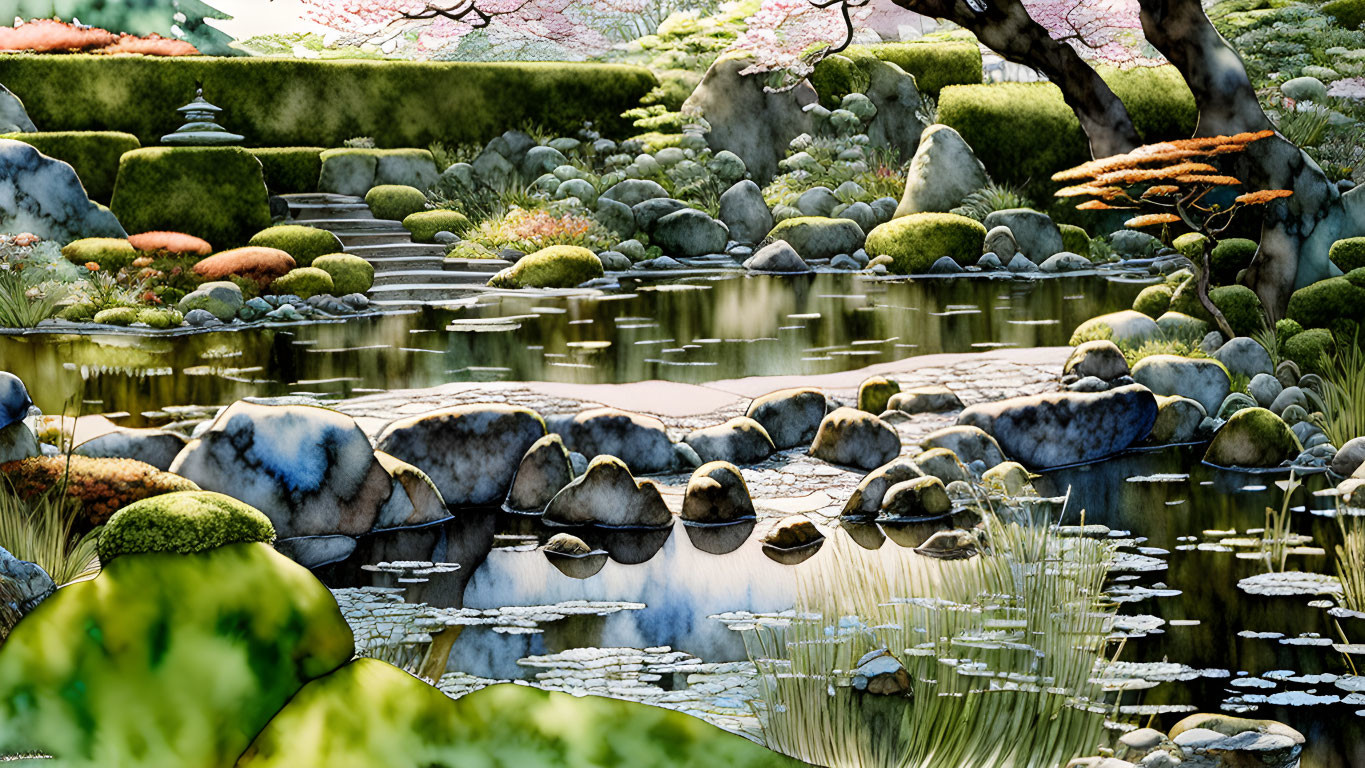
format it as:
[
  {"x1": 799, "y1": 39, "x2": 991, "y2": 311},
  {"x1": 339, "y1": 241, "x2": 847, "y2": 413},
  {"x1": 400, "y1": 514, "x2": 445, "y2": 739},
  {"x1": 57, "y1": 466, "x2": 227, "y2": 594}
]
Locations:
[
  {"x1": 61, "y1": 237, "x2": 135, "y2": 271},
  {"x1": 1133, "y1": 284, "x2": 1173, "y2": 319},
  {"x1": 403, "y1": 209, "x2": 470, "y2": 243},
  {"x1": 1287, "y1": 276, "x2": 1365, "y2": 329},
  {"x1": 249, "y1": 147, "x2": 324, "y2": 194},
  {"x1": 1210, "y1": 284, "x2": 1266, "y2": 336},
  {"x1": 110, "y1": 146, "x2": 271, "y2": 249},
  {"x1": 1283, "y1": 327, "x2": 1335, "y2": 374},
  {"x1": 1204, "y1": 407, "x2": 1301, "y2": 468},
  {"x1": 488, "y1": 245, "x2": 603, "y2": 289},
  {"x1": 864, "y1": 213, "x2": 986, "y2": 274},
  {"x1": 1330, "y1": 237, "x2": 1365, "y2": 273},
  {"x1": 365, "y1": 184, "x2": 428, "y2": 222},
  {"x1": 98, "y1": 490, "x2": 275, "y2": 562},
  {"x1": 248, "y1": 225, "x2": 343, "y2": 268}
]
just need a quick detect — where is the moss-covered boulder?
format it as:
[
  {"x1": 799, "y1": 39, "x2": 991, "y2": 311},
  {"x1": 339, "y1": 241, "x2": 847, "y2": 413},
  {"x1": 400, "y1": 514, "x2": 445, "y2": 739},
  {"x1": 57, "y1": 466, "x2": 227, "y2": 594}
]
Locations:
[
  {"x1": 365, "y1": 184, "x2": 428, "y2": 222},
  {"x1": 1287, "y1": 276, "x2": 1365, "y2": 329},
  {"x1": 136, "y1": 307, "x2": 184, "y2": 329},
  {"x1": 248, "y1": 225, "x2": 343, "y2": 268},
  {"x1": 1209, "y1": 284, "x2": 1265, "y2": 336},
  {"x1": 858, "y1": 375, "x2": 901, "y2": 414},
  {"x1": 1204, "y1": 407, "x2": 1301, "y2": 468},
  {"x1": 110, "y1": 147, "x2": 272, "y2": 248},
  {"x1": 0, "y1": 454, "x2": 199, "y2": 528},
  {"x1": 91, "y1": 306, "x2": 138, "y2": 326},
  {"x1": 193, "y1": 247, "x2": 296, "y2": 285},
  {"x1": 1283, "y1": 327, "x2": 1335, "y2": 374},
  {"x1": 271, "y1": 267, "x2": 335, "y2": 299},
  {"x1": 311, "y1": 253, "x2": 374, "y2": 295},
  {"x1": 0, "y1": 541, "x2": 353, "y2": 766},
  {"x1": 60, "y1": 237, "x2": 136, "y2": 271},
  {"x1": 237, "y1": 659, "x2": 801, "y2": 768},
  {"x1": 1173, "y1": 232, "x2": 1206, "y2": 262},
  {"x1": 249, "y1": 147, "x2": 325, "y2": 194},
  {"x1": 1132, "y1": 283, "x2": 1173, "y2": 319},
  {"x1": 98, "y1": 490, "x2": 276, "y2": 562},
  {"x1": 766, "y1": 216, "x2": 866, "y2": 260},
  {"x1": 488, "y1": 245, "x2": 603, "y2": 289},
  {"x1": 1210, "y1": 238, "x2": 1257, "y2": 285},
  {"x1": 1058, "y1": 223, "x2": 1090, "y2": 256},
  {"x1": 1329, "y1": 236, "x2": 1365, "y2": 273},
  {"x1": 403, "y1": 210, "x2": 470, "y2": 243},
  {"x1": 864, "y1": 212, "x2": 986, "y2": 274}
]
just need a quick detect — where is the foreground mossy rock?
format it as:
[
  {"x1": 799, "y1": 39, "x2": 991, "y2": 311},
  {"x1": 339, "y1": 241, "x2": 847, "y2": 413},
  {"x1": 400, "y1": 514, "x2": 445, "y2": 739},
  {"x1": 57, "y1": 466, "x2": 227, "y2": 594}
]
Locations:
[
  {"x1": 1204, "y1": 407, "x2": 1301, "y2": 468},
  {"x1": 958, "y1": 384, "x2": 1158, "y2": 469},
  {"x1": 1064, "y1": 339, "x2": 1130, "y2": 381},
  {"x1": 376, "y1": 403, "x2": 547, "y2": 506},
  {"x1": 542, "y1": 455, "x2": 672, "y2": 528},
  {"x1": 0, "y1": 542, "x2": 353, "y2": 767},
  {"x1": 745, "y1": 387, "x2": 828, "y2": 450},
  {"x1": 1330, "y1": 236, "x2": 1365, "y2": 273},
  {"x1": 365, "y1": 184, "x2": 428, "y2": 222},
  {"x1": 1131, "y1": 354, "x2": 1231, "y2": 415},
  {"x1": 98, "y1": 490, "x2": 275, "y2": 561},
  {"x1": 0, "y1": 454, "x2": 199, "y2": 528},
  {"x1": 1132, "y1": 283, "x2": 1173, "y2": 318},
  {"x1": 271, "y1": 267, "x2": 335, "y2": 299},
  {"x1": 681, "y1": 461, "x2": 755, "y2": 524},
  {"x1": 858, "y1": 375, "x2": 901, "y2": 414},
  {"x1": 193, "y1": 246, "x2": 296, "y2": 285},
  {"x1": 865, "y1": 212, "x2": 986, "y2": 274},
  {"x1": 766, "y1": 216, "x2": 866, "y2": 261},
  {"x1": 236, "y1": 659, "x2": 800, "y2": 768},
  {"x1": 178, "y1": 280, "x2": 244, "y2": 320},
  {"x1": 810, "y1": 406, "x2": 900, "y2": 470},
  {"x1": 403, "y1": 209, "x2": 470, "y2": 243},
  {"x1": 488, "y1": 245, "x2": 604, "y2": 289},
  {"x1": 0, "y1": 138, "x2": 127, "y2": 244},
  {"x1": 170, "y1": 402, "x2": 392, "y2": 538},
  {"x1": 248, "y1": 225, "x2": 343, "y2": 268},
  {"x1": 312, "y1": 253, "x2": 374, "y2": 295},
  {"x1": 60, "y1": 237, "x2": 136, "y2": 271},
  {"x1": 110, "y1": 146, "x2": 271, "y2": 248}
]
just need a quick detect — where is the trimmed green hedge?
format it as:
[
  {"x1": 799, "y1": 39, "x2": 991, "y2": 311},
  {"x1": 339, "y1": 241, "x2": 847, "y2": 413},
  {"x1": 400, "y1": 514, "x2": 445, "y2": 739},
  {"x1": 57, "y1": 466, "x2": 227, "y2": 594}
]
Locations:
[
  {"x1": 1323, "y1": 0, "x2": 1365, "y2": 30},
  {"x1": 938, "y1": 66, "x2": 1197, "y2": 200},
  {"x1": 810, "y1": 41, "x2": 983, "y2": 105},
  {"x1": 0, "y1": 55, "x2": 656, "y2": 148},
  {"x1": 0, "y1": 131, "x2": 141, "y2": 203},
  {"x1": 250, "y1": 147, "x2": 324, "y2": 194},
  {"x1": 110, "y1": 146, "x2": 272, "y2": 249},
  {"x1": 98, "y1": 490, "x2": 275, "y2": 562}
]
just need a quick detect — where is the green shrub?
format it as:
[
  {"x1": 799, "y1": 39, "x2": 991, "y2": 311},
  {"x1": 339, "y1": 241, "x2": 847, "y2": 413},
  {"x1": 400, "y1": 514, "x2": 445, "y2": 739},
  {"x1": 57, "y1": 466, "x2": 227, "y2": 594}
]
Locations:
[
  {"x1": 0, "y1": 55, "x2": 656, "y2": 147},
  {"x1": 248, "y1": 225, "x2": 343, "y2": 267},
  {"x1": 938, "y1": 66, "x2": 1196, "y2": 199},
  {"x1": 864, "y1": 213, "x2": 987, "y2": 274},
  {"x1": 1209, "y1": 284, "x2": 1266, "y2": 336},
  {"x1": 1283, "y1": 327, "x2": 1335, "y2": 373},
  {"x1": 1132, "y1": 284, "x2": 1173, "y2": 318},
  {"x1": 136, "y1": 307, "x2": 184, "y2": 329},
  {"x1": 91, "y1": 306, "x2": 138, "y2": 326},
  {"x1": 365, "y1": 184, "x2": 428, "y2": 222},
  {"x1": 1275, "y1": 318, "x2": 1304, "y2": 341},
  {"x1": 1210, "y1": 238, "x2": 1257, "y2": 284},
  {"x1": 0, "y1": 131, "x2": 140, "y2": 203},
  {"x1": 249, "y1": 147, "x2": 324, "y2": 194},
  {"x1": 1323, "y1": 0, "x2": 1365, "y2": 30},
  {"x1": 1330, "y1": 237, "x2": 1365, "y2": 273},
  {"x1": 1286, "y1": 276, "x2": 1365, "y2": 328},
  {"x1": 271, "y1": 267, "x2": 335, "y2": 299},
  {"x1": 488, "y1": 245, "x2": 603, "y2": 288},
  {"x1": 60, "y1": 237, "x2": 136, "y2": 271},
  {"x1": 98, "y1": 490, "x2": 275, "y2": 562},
  {"x1": 1058, "y1": 223, "x2": 1090, "y2": 255},
  {"x1": 311, "y1": 253, "x2": 374, "y2": 295},
  {"x1": 110, "y1": 147, "x2": 271, "y2": 249},
  {"x1": 1347, "y1": 266, "x2": 1365, "y2": 288},
  {"x1": 57, "y1": 302, "x2": 97, "y2": 322},
  {"x1": 404, "y1": 210, "x2": 470, "y2": 243},
  {"x1": 809, "y1": 41, "x2": 982, "y2": 105}
]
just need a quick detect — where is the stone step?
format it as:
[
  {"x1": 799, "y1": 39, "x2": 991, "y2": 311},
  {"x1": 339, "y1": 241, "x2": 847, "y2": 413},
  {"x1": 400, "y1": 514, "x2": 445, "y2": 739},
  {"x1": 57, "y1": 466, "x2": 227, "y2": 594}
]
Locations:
[
  {"x1": 346, "y1": 243, "x2": 447, "y2": 260},
  {"x1": 444, "y1": 258, "x2": 511, "y2": 274},
  {"x1": 287, "y1": 203, "x2": 374, "y2": 221},
  {"x1": 367, "y1": 283, "x2": 485, "y2": 303},
  {"x1": 291, "y1": 218, "x2": 407, "y2": 233},
  {"x1": 280, "y1": 193, "x2": 363, "y2": 205},
  {"x1": 368, "y1": 255, "x2": 447, "y2": 271},
  {"x1": 337, "y1": 231, "x2": 414, "y2": 247},
  {"x1": 372, "y1": 270, "x2": 491, "y2": 287}
]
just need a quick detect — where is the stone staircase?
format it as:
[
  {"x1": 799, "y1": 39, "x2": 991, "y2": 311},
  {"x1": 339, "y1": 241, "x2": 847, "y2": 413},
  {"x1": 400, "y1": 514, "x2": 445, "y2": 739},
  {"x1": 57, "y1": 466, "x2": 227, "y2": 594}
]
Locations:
[{"x1": 280, "y1": 193, "x2": 509, "y2": 307}]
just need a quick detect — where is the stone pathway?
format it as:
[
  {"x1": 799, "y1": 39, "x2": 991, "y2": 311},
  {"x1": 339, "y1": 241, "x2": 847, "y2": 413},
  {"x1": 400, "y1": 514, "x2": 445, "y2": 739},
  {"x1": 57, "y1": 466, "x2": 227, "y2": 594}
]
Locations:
[{"x1": 280, "y1": 193, "x2": 507, "y2": 307}]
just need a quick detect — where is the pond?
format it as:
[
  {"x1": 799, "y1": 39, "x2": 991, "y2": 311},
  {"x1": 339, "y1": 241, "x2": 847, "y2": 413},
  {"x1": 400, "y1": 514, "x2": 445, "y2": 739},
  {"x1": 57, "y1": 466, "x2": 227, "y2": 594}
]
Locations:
[{"x1": 0, "y1": 272, "x2": 1144, "y2": 421}]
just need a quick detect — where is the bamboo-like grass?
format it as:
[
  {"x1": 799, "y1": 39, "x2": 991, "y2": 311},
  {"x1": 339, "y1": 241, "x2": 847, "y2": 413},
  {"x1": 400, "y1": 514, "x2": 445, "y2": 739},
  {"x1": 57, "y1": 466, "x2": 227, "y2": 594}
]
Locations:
[
  {"x1": 745, "y1": 508, "x2": 1118, "y2": 768},
  {"x1": 1316, "y1": 341, "x2": 1365, "y2": 451},
  {"x1": 1337, "y1": 511, "x2": 1365, "y2": 614},
  {"x1": 0, "y1": 481, "x2": 100, "y2": 586}
]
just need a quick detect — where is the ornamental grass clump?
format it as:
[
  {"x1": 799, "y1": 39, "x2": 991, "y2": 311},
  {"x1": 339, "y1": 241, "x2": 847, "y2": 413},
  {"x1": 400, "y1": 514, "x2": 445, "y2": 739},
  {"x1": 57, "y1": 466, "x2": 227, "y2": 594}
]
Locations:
[
  {"x1": 1054, "y1": 130, "x2": 1287, "y2": 339},
  {"x1": 0, "y1": 480, "x2": 100, "y2": 586}
]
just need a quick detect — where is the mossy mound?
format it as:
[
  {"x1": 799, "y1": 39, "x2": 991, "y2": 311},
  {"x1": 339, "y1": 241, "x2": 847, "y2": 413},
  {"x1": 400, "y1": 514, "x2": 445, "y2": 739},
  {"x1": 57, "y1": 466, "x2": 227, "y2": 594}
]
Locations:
[
  {"x1": 1058, "y1": 223, "x2": 1090, "y2": 256},
  {"x1": 1204, "y1": 407, "x2": 1301, "y2": 468},
  {"x1": 237, "y1": 659, "x2": 801, "y2": 768},
  {"x1": 1283, "y1": 327, "x2": 1335, "y2": 374},
  {"x1": 248, "y1": 225, "x2": 343, "y2": 268},
  {"x1": 864, "y1": 213, "x2": 987, "y2": 274},
  {"x1": 311, "y1": 253, "x2": 374, "y2": 295},
  {"x1": 0, "y1": 454, "x2": 199, "y2": 528},
  {"x1": 488, "y1": 245, "x2": 603, "y2": 289},
  {"x1": 1209, "y1": 284, "x2": 1265, "y2": 336},
  {"x1": 136, "y1": 307, "x2": 184, "y2": 329},
  {"x1": 403, "y1": 210, "x2": 470, "y2": 243},
  {"x1": 271, "y1": 267, "x2": 335, "y2": 299},
  {"x1": 365, "y1": 184, "x2": 428, "y2": 222},
  {"x1": 1323, "y1": 0, "x2": 1365, "y2": 33},
  {"x1": 249, "y1": 147, "x2": 325, "y2": 194},
  {"x1": 765, "y1": 216, "x2": 866, "y2": 260},
  {"x1": 1132, "y1": 284, "x2": 1173, "y2": 319},
  {"x1": 1287, "y1": 276, "x2": 1365, "y2": 329},
  {"x1": 1173, "y1": 232, "x2": 1206, "y2": 262},
  {"x1": 0, "y1": 542, "x2": 353, "y2": 766},
  {"x1": 98, "y1": 490, "x2": 275, "y2": 562},
  {"x1": 1210, "y1": 238, "x2": 1257, "y2": 285},
  {"x1": 109, "y1": 146, "x2": 271, "y2": 249},
  {"x1": 1330, "y1": 237, "x2": 1365, "y2": 273},
  {"x1": 60, "y1": 237, "x2": 136, "y2": 271},
  {"x1": 91, "y1": 306, "x2": 138, "y2": 326}
]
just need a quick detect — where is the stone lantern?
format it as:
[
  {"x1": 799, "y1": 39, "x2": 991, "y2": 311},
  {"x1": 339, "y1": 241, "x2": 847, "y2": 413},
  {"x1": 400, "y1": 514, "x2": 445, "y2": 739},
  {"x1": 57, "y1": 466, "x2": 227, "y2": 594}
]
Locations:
[{"x1": 160, "y1": 84, "x2": 243, "y2": 146}]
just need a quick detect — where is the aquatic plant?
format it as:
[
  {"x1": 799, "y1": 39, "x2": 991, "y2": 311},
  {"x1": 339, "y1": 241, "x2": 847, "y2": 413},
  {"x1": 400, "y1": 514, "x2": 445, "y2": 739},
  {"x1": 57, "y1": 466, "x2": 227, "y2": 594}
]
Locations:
[
  {"x1": 950, "y1": 181, "x2": 1033, "y2": 222},
  {"x1": 1262, "y1": 475, "x2": 1302, "y2": 573},
  {"x1": 1336, "y1": 511, "x2": 1365, "y2": 615},
  {"x1": 1314, "y1": 339, "x2": 1365, "y2": 449},
  {"x1": 745, "y1": 510, "x2": 1118, "y2": 768},
  {"x1": 0, "y1": 481, "x2": 100, "y2": 586}
]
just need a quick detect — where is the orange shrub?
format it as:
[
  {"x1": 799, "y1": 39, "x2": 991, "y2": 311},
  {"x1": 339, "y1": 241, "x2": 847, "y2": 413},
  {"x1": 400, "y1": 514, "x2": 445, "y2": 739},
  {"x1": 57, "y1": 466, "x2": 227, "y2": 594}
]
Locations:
[
  {"x1": 129, "y1": 231, "x2": 213, "y2": 257},
  {"x1": 0, "y1": 20, "x2": 199, "y2": 55},
  {"x1": 193, "y1": 247, "x2": 297, "y2": 285},
  {"x1": 0, "y1": 455, "x2": 200, "y2": 529}
]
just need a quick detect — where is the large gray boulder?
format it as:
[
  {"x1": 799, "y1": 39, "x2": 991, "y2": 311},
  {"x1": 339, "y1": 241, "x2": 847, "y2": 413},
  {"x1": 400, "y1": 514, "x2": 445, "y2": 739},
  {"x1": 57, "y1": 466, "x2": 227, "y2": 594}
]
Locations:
[
  {"x1": 718, "y1": 180, "x2": 774, "y2": 245},
  {"x1": 681, "y1": 461, "x2": 755, "y2": 524},
  {"x1": 841, "y1": 458, "x2": 925, "y2": 518},
  {"x1": 894, "y1": 124, "x2": 987, "y2": 217},
  {"x1": 372, "y1": 451, "x2": 449, "y2": 529},
  {"x1": 863, "y1": 60, "x2": 926, "y2": 161},
  {"x1": 1213, "y1": 336, "x2": 1274, "y2": 379},
  {"x1": 0, "y1": 84, "x2": 36, "y2": 133},
  {"x1": 684, "y1": 416, "x2": 776, "y2": 464},
  {"x1": 601, "y1": 178, "x2": 669, "y2": 207},
  {"x1": 743, "y1": 240, "x2": 812, "y2": 274},
  {"x1": 1131, "y1": 355, "x2": 1231, "y2": 415},
  {"x1": 552, "y1": 407, "x2": 675, "y2": 474},
  {"x1": 682, "y1": 55, "x2": 817, "y2": 183},
  {"x1": 810, "y1": 407, "x2": 900, "y2": 470},
  {"x1": 652, "y1": 208, "x2": 728, "y2": 257},
  {"x1": 170, "y1": 402, "x2": 392, "y2": 538},
  {"x1": 0, "y1": 371, "x2": 33, "y2": 431},
  {"x1": 957, "y1": 384, "x2": 1158, "y2": 469},
  {"x1": 73, "y1": 428, "x2": 189, "y2": 472},
  {"x1": 746, "y1": 387, "x2": 828, "y2": 449},
  {"x1": 0, "y1": 422, "x2": 38, "y2": 464},
  {"x1": 542, "y1": 455, "x2": 672, "y2": 528},
  {"x1": 0, "y1": 139, "x2": 126, "y2": 244},
  {"x1": 375, "y1": 404, "x2": 546, "y2": 507},
  {"x1": 982, "y1": 209, "x2": 1064, "y2": 263},
  {"x1": 0, "y1": 545, "x2": 53, "y2": 615}
]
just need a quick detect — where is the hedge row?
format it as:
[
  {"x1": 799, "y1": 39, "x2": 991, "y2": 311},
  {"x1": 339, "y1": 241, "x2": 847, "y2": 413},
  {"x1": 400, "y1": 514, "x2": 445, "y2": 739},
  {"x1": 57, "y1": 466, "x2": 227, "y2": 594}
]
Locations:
[
  {"x1": 0, "y1": 131, "x2": 141, "y2": 203},
  {"x1": 0, "y1": 55, "x2": 658, "y2": 149},
  {"x1": 809, "y1": 41, "x2": 983, "y2": 106},
  {"x1": 110, "y1": 147, "x2": 271, "y2": 249},
  {"x1": 249, "y1": 147, "x2": 325, "y2": 194},
  {"x1": 937, "y1": 66, "x2": 1197, "y2": 201}
]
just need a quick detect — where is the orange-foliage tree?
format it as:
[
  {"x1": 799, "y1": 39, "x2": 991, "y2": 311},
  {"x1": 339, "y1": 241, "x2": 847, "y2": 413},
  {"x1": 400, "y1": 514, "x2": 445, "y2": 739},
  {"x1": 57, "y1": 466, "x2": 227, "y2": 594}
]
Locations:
[
  {"x1": 1054, "y1": 129, "x2": 1293, "y2": 339},
  {"x1": 0, "y1": 19, "x2": 198, "y2": 55}
]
